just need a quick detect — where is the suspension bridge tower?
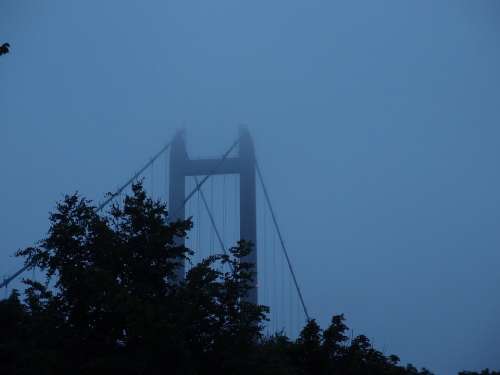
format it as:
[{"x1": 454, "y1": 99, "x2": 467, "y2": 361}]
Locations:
[{"x1": 168, "y1": 128, "x2": 257, "y2": 304}]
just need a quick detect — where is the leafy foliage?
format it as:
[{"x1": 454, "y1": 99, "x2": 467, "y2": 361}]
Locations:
[
  {"x1": 0, "y1": 42, "x2": 9, "y2": 56},
  {"x1": 0, "y1": 183, "x2": 491, "y2": 374}
]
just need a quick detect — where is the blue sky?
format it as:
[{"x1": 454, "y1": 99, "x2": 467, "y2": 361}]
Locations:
[{"x1": 1, "y1": 1, "x2": 500, "y2": 374}]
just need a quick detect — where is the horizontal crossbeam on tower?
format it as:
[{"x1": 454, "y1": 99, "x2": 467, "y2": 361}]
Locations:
[{"x1": 184, "y1": 158, "x2": 241, "y2": 176}]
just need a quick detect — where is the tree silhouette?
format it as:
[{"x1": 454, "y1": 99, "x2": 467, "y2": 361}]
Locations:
[
  {"x1": 0, "y1": 42, "x2": 10, "y2": 56},
  {"x1": 0, "y1": 182, "x2": 495, "y2": 374}
]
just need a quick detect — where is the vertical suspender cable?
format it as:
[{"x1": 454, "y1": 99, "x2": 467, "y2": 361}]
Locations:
[
  {"x1": 262, "y1": 189, "x2": 267, "y2": 314},
  {"x1": 234, "y1": 175, "x2": 238, "y2": 241},
  {"x1": 281, "y1": 242, "x2": 285, "y2": 330},
  {"x1": 273, "y1": 230, "x2": 277, "y2": 331},
  {"x1": 193, "y1": 175, "x2": 228, "y2": 256},
  {"x1": 288, "y1": 268, "x2": 293, "y2": 335},
  {"x1": 196, "y1": 178, "x2": 201, "y2": 263},
  {"x1": 151, "y1": 159, "x2": 155, "y2": 199},
  {"x1": 210, "y1": 178, "x2": 214, "y2": 255},
  {"x1": 167, "y1": 153, "x2": 170, "y2": 203},
  {"x1": 223, "y1": 175, "x2": 227, "y2": 246}
]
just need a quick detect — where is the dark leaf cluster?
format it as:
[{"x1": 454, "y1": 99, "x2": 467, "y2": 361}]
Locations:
[{"x1": 0, "y1": 42, "x2": 10, "y2": 56}]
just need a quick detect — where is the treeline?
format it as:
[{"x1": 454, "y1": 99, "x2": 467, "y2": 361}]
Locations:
[{"x1": 0, "y1": 183, "x2": 493, "y2": 374}]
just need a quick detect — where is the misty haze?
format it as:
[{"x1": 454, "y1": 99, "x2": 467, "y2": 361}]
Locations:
[{"x1": 1, "y1": 2, "x2": 499, "y2": 375}]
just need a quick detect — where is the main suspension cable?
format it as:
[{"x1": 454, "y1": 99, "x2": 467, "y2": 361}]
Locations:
[
  {"x1": 255, "y1": 159, "x2": 310, "y2": 321},
  {"x1": 96, "y1": 139, "x2": 173, "y2": 212},
  {"x1": 0, "y1": 138, "x2": 174, "y2": 290}
]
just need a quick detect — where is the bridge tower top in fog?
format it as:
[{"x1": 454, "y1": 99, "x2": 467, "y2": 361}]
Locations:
[{"x1": 168, "y1": 128, "x2": 257, "y2": 305}]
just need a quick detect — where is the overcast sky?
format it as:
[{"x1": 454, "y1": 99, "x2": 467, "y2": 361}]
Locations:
[{"x1": 2, "y1": 1, "x2": 500, "y2": 374}]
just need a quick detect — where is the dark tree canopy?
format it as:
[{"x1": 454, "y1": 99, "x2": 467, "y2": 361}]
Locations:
[
  {"x1": 0, "y1": 183, "x2": 493, "y2": 375},
  {"x1": 0, "y1": 42, "x2": 10, "y2": 56}
]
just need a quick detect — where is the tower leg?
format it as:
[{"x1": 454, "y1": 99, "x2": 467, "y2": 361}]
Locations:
[
  {"x1": 239, "y1": 128, "x2": 257, "y2": 305},
  {"x1": 169, "y1": 131, "x2": 187, "y2": 282}
]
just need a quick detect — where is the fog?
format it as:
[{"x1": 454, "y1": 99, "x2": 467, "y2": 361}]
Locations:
[{"x1": 2, "y1": 1, "x2": 500, "y2": 374}]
